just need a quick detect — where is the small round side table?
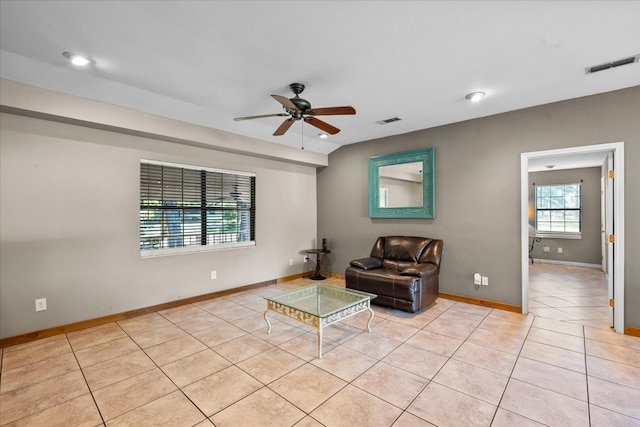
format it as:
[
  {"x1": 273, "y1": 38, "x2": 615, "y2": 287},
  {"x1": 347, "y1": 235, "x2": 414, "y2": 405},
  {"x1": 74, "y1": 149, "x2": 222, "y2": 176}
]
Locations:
[{"x1": 305, "y1": 249, "x2": 331, "y2": 280}]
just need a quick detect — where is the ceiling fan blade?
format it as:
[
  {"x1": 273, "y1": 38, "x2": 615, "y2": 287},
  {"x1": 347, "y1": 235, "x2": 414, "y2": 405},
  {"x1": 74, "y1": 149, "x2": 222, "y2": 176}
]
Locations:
[
  {"x1": 273, "y1": 118, "x2": 295, "y2": 136},
  {"x1": 306, "y1": 106, "x2": 356, "y2": 116},
  {"x1": 304, "y1": 117, "x2": 340, "y2": 135},
  {"x1": 234, "y1": 113, "x2": 289, "y2": 121},
  {"x1": 271, "y1": 94, "x2": 299, "y2": 111}
]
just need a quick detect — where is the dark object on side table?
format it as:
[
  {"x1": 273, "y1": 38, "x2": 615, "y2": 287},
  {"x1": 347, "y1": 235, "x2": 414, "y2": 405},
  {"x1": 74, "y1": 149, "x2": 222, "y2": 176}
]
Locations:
[{"x1": 345, "y1": 236, "x2": 443, "y2": 313}]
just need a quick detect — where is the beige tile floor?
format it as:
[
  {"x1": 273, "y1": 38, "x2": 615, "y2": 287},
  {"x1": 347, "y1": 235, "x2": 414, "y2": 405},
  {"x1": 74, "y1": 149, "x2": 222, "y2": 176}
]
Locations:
[
  {"x1": 528, "y1": 262, "x2": 612, "y2": 330},
  {"x1": 1, "y1": 264, "x2": 639, "y2": 426}
]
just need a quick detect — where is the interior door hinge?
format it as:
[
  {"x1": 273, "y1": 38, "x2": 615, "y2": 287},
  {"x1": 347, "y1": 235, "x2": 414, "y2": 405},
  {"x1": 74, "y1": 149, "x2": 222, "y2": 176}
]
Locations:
[
  {"x1": 609, "y1": 234, "x2": 615, "y2": 243},
  {"x1": 609, "y1": 298, "x2": 615, "y2": 308},
  {"x1": 609, "y1": 170, "x2": 615, "y2": 179}
]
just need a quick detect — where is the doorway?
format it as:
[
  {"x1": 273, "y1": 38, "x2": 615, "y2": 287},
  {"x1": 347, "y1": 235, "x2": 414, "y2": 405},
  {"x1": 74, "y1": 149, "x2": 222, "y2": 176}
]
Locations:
[{"x1": 521, "y1": 142, "x2": 625, "y2": 333}]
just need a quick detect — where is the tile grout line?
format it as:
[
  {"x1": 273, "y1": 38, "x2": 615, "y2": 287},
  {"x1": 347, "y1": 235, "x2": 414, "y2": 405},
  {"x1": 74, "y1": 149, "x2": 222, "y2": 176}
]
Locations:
[
  {"x1": 583, "y1": 324, "x2": 593, "y2": 427},
  {"x1": 490, "y1": 313, "x2": 545, "y2": 426},
  {"x1": 141, "y1": 311, "x2": 214, "y2": 424},
  {"x1": 66, "y1": 332, "x2": 108, "y2": 426},
  {"x1": 467, "y1": 307, "x2": 531, "y2": 426},
  {"x1": 338, "y1": 314, "x2": 437, "y2": 423}
]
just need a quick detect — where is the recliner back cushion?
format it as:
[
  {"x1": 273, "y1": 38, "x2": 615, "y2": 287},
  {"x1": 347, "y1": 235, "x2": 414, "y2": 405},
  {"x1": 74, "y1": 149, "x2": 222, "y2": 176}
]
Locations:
[{"x1": 384, "y1": 236, "x2": 432, "y2": 262}]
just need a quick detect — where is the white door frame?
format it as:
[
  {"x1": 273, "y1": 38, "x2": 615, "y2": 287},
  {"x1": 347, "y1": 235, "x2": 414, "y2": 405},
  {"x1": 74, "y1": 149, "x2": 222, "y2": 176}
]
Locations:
[
  {"x1": 606, "y1": 153, "x2": 615, "y2": 327},
  {"x1": 521, "y1": 142, "x2": 625, "y2": 333}
]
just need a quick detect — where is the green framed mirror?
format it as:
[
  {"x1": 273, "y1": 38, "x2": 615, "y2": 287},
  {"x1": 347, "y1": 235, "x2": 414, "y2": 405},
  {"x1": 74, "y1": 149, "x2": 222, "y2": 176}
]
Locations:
[{"x1": 369, "y1": 148, "x2": 435, "y2": 218}]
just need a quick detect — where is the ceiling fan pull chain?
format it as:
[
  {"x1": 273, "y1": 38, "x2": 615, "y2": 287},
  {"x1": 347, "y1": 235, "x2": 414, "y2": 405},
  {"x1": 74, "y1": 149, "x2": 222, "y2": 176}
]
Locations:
[{"x1": 301, "y1": 120, "x2": 305, "y2": 150}]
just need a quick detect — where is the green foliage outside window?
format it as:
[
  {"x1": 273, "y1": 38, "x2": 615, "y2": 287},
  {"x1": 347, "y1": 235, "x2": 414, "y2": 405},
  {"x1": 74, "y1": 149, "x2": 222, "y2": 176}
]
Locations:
[{"x1": 535, "y1": 184, "x2": 581, "y2": 234}]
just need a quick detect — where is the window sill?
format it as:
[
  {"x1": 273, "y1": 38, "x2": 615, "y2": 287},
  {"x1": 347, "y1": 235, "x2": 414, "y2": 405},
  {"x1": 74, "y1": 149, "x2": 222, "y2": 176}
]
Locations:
[
  {"x1": 141, "y1": 241, "x2": 256, "y2": 258},
  {"x1": 535, "y1": 233, "x2": 581, "y2": 240}
]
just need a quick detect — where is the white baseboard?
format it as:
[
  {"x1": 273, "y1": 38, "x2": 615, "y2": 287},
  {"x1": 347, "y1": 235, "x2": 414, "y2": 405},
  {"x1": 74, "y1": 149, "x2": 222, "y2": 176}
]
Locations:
[{"x1": 532, "y1": 259, "x2": 602, "y2": 269}]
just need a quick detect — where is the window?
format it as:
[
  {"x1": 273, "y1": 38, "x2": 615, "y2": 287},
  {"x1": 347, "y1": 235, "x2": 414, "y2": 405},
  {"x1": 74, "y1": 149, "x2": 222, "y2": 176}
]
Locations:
[
  {"x1": 140, "y1": 160, "x2": 255, "y2": 255},
  {"x1": 535, "y1": 183, "x2": 581, "y2": 235},
  {"x1": 379, "y1": 188, "x2": 388, "y2": 208}
]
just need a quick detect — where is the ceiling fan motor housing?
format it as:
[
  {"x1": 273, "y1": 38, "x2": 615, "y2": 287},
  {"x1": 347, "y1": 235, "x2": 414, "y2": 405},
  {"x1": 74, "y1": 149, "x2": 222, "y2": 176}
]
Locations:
[
  {"x1": 290, "y1": 97, "x2": 311, "y2": 114},
  {"x1": 288, "y1": 83, "x2": 311, "y2": 114}
]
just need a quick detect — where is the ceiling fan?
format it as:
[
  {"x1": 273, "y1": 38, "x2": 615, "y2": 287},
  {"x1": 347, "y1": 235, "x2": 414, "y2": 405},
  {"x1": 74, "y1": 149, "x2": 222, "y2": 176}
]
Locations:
[{"x1": 234, "y1": 83, "x2": 356, "y2": 136}]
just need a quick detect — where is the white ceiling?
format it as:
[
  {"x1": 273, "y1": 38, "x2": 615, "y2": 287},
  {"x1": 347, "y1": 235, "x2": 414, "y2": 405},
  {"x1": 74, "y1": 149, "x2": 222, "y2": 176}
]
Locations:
[
  {"x1": 527, "y1": 151, "x2": 608, "y2": 172},
  {"x1": 1, "y1": 1, "x2": 638, "y2": 160}
]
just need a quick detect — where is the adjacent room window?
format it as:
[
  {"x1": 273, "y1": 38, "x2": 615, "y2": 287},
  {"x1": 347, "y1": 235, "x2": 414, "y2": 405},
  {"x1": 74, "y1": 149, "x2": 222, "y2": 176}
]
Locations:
[
  {"x1": 140, "y1": 160, "x2": 255, "y2": 255},
  {"x1": 535, "y1": 183, "x2": 581, "y2": 235}
]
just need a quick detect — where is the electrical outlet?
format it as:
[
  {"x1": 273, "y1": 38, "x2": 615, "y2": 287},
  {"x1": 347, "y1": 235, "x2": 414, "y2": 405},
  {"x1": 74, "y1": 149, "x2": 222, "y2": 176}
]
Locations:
[
  {"x1": 289, "y1": 259, "x2": 293, "y2": 266},
  {"x1": 558, "y1": 248, "x2": 563, "y2": 253},
  {"x1": 473, "y1": 273, "x2": 482, "y2": 285},
  {"x1": 543, "y1": 247, "x2": 550, "y2": 253},
  {"x1": 35, "y1": 298, "x2": 47, "y2": 312},
  {"x1": 210, "y1": 271, "x2": 217, "y2": 280},
  {"x1": 303, "y1": 256, "x2": 309, "y2": 263},
  {"x1": 482, "y1": 276, "x2": 489, "y2": 286}
]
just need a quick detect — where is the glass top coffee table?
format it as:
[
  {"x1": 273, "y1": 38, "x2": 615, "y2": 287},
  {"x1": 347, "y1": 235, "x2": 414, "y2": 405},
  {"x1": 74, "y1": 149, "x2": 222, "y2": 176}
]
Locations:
[{"x1": 264, "y1": 284, "x2": 376, "y2": 358}]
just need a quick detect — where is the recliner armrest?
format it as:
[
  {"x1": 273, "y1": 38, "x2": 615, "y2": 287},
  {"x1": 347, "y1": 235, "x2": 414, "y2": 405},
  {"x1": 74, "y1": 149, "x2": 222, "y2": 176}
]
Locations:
[
  {"x1": 349, "y1": 257, "x2": 383, "y2": 270},
  {"x1": 400, "y1": 263, "x2": 438, "y2": 279}
]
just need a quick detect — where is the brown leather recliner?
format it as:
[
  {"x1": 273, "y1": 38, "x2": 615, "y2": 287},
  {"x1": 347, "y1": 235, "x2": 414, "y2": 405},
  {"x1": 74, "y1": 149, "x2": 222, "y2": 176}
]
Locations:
[{"x1": 345, "y1": 236, "x2": 443, "y2": 313}]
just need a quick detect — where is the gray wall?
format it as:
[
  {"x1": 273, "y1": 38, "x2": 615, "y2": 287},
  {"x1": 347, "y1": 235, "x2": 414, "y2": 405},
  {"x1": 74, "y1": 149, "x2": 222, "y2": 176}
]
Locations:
[
  {"x1": 0, "y1": 113, "x2": 318, "y2": 339},
  {"x1": 317, "y1": 86, "x2": 640, "y2": 328},
  {"x1": 528, "y1": 167, "x2": 602, "y2": 265}
]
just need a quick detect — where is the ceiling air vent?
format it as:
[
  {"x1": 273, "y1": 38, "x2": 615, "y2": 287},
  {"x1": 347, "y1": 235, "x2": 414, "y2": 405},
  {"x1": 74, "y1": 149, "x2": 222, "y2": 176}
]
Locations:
[
  {"x1": 376, "y1": 117, "x2": 402, "y2": 125},
  {"x1": 585, "y1": 54, "x2": 639, "y2": 74}
]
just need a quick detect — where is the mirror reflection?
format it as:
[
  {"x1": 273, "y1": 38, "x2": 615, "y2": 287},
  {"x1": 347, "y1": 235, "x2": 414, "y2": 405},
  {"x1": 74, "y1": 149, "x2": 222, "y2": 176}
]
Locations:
[{"x1": 378, "y1": 162, "x2": 423, "y2": 207}]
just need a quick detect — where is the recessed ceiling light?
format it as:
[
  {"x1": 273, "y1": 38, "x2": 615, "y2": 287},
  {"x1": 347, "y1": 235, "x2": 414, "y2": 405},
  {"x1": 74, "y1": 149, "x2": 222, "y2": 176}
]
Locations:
[
  {"x1": 465, "y1": 91, "x2": 486, "y2": 102},
  {"x1": 62, "y1": 51, "x2": 92, "y2": 66},
  {"x1": 318, "y1": 133, "x2": 328, "y2": 139}
]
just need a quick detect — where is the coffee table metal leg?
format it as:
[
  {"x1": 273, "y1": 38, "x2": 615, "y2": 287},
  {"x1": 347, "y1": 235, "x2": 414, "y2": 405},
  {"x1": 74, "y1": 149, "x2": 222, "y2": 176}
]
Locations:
[
  {"x1": 366, "y1": 307, "x2": 375, "y2": 332},
  {"x1": 317, "y1": 326, "x2": 323, "y2": 359},
  {"x1": 264, "y1": 309, "x2": 272, "y2": 334}
]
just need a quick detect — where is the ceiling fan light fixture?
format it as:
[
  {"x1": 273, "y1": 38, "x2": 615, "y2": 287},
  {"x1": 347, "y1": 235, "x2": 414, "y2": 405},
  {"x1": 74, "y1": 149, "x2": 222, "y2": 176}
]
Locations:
[
  {"x1": 318, "y1": 133, "x2": 329, "y2": 139},
  {"x1": 62, "y1": 51, "x2": 92, "y2": 66},
  {"x1": 465, "y1": 91, "x2": 486, "y2": 102}
]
